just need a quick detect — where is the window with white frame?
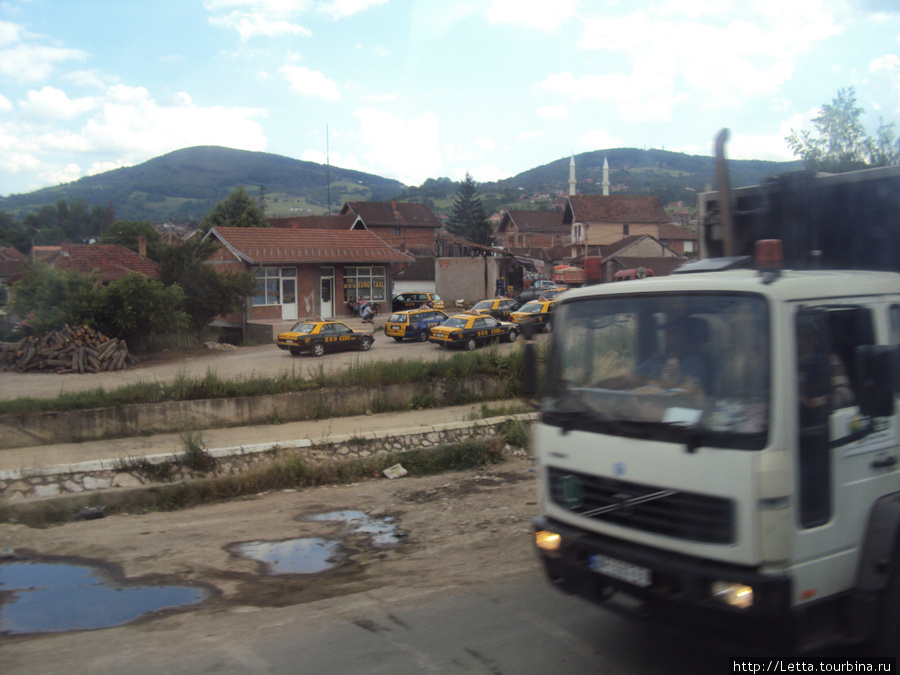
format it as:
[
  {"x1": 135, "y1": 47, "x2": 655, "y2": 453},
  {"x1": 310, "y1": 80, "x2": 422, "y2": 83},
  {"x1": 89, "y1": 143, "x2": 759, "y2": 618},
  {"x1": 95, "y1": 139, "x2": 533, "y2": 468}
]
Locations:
[
  {"x1": 343, "y1": 266, "x2": 387, "y2": 303},
  {"x1": 252, "y1": 267, "x2": 295, "y2": 306}
]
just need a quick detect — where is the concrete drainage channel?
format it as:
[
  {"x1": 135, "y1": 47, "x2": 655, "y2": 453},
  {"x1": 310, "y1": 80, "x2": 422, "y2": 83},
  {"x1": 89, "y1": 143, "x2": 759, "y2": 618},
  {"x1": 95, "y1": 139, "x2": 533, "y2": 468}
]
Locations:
[{"x1": 0, "y1": 413, "x2": 539, "y2": 502}]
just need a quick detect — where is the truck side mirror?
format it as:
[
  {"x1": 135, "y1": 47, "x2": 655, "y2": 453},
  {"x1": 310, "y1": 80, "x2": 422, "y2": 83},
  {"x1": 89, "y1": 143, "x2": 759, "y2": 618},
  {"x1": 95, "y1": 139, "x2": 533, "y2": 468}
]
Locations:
[{"x1": 855, "y1": 345, "x2": 896, "y2": 418}]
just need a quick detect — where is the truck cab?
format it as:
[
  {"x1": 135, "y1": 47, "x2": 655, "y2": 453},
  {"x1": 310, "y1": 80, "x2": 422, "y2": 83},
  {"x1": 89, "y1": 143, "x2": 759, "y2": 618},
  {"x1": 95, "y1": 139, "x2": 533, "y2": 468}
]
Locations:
[{"x1": 531, "y1": 161, "x2": 900, "y2": 656}]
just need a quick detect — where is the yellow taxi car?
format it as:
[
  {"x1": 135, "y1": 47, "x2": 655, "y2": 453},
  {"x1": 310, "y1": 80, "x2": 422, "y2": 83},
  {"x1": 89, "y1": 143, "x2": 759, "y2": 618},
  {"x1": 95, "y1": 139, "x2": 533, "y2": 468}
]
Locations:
[
  {"x1": 509, "y1": 299, "x2": 556, "y2": 333},
  {"x1": 385, "y1": 308, "x2": 449, "y2": 342},
  {"x1": 470, "y1": 297, "x2": 521, "y2": 321},
  {"x1": 276, "y1": 320, "x2": 374, "y2": 357},
  {"x1": 427, "y1": 313, "x2": 519, "y2": 351},
  {"x1": 391, "y1": 291, "x2": 445, "y2": 312},
  {"x1": 539, "y1": 286, "x2": 568, "y2": 301}
]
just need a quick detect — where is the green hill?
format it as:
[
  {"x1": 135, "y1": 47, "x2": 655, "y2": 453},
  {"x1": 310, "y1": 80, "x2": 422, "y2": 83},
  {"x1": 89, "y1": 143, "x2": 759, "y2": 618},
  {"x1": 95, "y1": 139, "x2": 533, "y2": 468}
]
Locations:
[
  {"x1": 0, "y1": 145, "x2": 803, "y2": 226},
  {"x1": 0, "y1": 146, "x2": 407, "y2": 223}
]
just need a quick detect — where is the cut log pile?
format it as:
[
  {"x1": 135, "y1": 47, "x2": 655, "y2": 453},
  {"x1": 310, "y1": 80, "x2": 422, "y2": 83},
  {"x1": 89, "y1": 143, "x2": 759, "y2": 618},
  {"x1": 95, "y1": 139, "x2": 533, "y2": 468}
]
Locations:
[{"x1": 0, "y1": 325, "x2": 137, "y2": 373}]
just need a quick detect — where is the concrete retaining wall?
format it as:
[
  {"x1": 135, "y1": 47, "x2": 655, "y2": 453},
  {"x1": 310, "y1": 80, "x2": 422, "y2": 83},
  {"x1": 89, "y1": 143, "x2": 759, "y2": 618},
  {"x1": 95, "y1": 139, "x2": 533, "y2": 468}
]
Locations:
[
  {"x1": 0, "y1": 376, "x2": 511, "y2": 450},
  {"x1": 0, "y1": 413, "x2": 538, "y2": 502}
]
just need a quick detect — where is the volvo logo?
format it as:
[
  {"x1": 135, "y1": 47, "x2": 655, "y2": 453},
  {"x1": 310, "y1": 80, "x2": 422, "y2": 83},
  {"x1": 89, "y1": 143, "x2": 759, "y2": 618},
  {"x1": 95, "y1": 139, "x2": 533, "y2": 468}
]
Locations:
[
  {"x1": 612, "y1": 462, "x2": 626, "y2": 477},
  {"x1": 558, "y1": 474, "x2": 584, "y2": 509}
]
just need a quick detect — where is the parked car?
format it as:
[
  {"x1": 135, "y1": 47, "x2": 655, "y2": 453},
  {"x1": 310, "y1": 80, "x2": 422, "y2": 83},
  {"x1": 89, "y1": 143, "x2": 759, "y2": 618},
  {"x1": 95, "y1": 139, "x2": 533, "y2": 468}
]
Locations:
[
  {"x1": 385, "y1": 308, "x2": 449, "y2": 342},
  {"x1": 509, "y1": 299, "x2": 556, "y2": 333},
  {"x1": 470, "y1": 297, "x2": 521, "y2": 321},
  {"x1": 427, "y1": 313, "x2": 519, "y2": 351},
  {"x1": 275, "y1": 320, "x2": 374, "y2": 357},
  {"x1": 391, "y1": 292, "x2": 445, "y2": 312}
]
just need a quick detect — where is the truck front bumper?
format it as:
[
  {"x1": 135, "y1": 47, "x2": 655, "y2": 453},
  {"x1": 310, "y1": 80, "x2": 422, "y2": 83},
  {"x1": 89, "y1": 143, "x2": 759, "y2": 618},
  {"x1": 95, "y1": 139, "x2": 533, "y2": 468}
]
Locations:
[{"x1": 533, "y1": 515, "x2": 797, "y2": 653}]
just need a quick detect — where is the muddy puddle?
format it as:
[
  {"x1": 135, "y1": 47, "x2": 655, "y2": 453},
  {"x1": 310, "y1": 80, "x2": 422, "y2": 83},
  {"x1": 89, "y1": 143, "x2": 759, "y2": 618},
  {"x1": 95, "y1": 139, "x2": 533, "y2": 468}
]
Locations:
[
  {"x1": 0, "y1": 558, "x2": 210, "y2": 635},
  {"x1": 231, "y1": 510, "x2": 401, "y2": 575}
]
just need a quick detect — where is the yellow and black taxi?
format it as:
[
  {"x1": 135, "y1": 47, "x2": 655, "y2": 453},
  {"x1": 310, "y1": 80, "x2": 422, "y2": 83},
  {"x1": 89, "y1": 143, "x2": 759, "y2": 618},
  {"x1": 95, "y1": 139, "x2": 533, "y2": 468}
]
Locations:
[
  {"x1": 385, "y1": 308, "x2": 450, "y2": 342},
  {"x1": 470, "y1": 297, "x2": 521, "y2": 321},
  {"x1": 391, "y1": 291, "x2": 445, "y2": 312},
  {"x1": 539, "y1": 286, "x2": 568, "y2": 301},
  {"x1": 510, "y1": 299, "x2": 556, "y2": 333},
  {"x1": 276, "y1": 320, "x2": 374, "y2": 357},
  {"x1": 427, "y1": 313, "x2": 519, "y2": 351}
]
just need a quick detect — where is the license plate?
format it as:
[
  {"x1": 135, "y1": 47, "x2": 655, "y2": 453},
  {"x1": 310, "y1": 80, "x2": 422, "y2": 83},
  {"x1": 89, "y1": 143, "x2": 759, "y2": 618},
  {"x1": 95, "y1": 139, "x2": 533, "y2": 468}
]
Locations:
[
  {"x1": 390, "y1": 324, "x2": 403, "y2": 331},
  {"x1": 589, "y1": 554, "x2": 651, "y2": 587}
]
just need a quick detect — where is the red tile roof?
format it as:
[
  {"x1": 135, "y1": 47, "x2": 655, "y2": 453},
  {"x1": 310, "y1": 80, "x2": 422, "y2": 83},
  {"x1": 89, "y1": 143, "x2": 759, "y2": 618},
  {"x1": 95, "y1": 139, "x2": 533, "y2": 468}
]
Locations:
[
  {"x1": 52, "y1": 243, "x2": 158, "y2": 280},
  {"x1": 567, "y1": 195, "x2": 669, "y2": 224},
  {"x1": 341, "y1": 201, "x2": 443, "y2": 228},
  {"x1": 658, "y1": 223, "x2": 698, "y2": 240},
  {"x1": 207, "y1": 227, "x2": 415, "y2": 264},
  {"x1": 500, "y1": 210, "x2": 567, "y2": 234},
  {"x1": 268, "y1": 214, "x2": 361, "y2": 230}
]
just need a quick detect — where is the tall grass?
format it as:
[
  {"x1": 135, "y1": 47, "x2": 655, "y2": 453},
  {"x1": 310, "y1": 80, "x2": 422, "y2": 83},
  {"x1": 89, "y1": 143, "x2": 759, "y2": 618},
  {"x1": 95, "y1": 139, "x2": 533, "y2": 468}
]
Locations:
[{"x1": 0, "y1": 345, "x2": 544, "y2": 416}]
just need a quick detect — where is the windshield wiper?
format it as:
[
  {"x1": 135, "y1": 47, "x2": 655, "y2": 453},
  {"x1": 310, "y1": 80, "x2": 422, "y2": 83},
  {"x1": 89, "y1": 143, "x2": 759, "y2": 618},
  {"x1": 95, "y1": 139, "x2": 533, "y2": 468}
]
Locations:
[{"x1": 611, "y1": 419, "x2": 707, "y2": 453}]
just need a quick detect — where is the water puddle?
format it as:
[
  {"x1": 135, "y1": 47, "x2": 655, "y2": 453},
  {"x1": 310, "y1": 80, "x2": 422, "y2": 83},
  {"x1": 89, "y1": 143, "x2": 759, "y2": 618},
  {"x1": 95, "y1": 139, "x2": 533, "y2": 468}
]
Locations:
[
  {"x1": 230, "y1": 510, "x2": 401, "y2": 575},
  {"x1": 0, "y1": 559, "x2": 210, "y2": 635}
]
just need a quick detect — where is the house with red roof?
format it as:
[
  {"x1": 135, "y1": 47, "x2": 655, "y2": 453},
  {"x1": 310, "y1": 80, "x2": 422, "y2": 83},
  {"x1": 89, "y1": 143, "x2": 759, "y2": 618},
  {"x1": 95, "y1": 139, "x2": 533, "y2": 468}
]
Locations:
[
  {"x1": 203, "y1": 226, "x2": 414, "y2": 341},
  {"x1": 565, "y1": 194, "x2": 672, "y2": 259},
  {"x1": 46, "y1": 242, "x2": 159, "y2": 281}
]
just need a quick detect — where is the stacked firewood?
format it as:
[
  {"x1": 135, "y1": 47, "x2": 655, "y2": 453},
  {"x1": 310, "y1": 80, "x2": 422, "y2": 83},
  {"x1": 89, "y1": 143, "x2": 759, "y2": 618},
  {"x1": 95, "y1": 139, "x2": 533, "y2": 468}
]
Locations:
[{"x1": 0, "y1": 325, "x2": 136, "y2": 373}]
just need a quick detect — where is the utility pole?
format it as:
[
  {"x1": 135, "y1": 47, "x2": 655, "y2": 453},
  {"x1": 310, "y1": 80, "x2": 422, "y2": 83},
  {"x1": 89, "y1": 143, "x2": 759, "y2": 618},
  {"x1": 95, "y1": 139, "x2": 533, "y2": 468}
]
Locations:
[{"x1": 326, "y1": 125, "x2": 332, "y2": 230}]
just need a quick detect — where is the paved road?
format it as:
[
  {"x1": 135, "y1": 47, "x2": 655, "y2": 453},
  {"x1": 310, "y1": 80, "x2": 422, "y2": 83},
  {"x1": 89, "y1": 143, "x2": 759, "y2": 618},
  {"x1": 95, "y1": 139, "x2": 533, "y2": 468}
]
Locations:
[{"x1": 1, "y1": 570, "x2": 731, "y2": 674}]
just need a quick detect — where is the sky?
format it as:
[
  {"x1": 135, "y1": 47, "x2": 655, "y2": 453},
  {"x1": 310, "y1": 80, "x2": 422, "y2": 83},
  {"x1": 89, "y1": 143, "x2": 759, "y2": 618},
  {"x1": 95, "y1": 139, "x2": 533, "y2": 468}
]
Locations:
[{"x1": 1, "y1": 0, "x2": 899, "y2": 198}]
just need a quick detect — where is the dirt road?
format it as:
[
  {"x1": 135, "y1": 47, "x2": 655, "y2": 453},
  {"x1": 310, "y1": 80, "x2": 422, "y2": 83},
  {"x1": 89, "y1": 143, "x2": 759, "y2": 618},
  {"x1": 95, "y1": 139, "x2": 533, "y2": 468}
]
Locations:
[{"x1": 0, "y1": 331, "x2": 532, "y2": 402}]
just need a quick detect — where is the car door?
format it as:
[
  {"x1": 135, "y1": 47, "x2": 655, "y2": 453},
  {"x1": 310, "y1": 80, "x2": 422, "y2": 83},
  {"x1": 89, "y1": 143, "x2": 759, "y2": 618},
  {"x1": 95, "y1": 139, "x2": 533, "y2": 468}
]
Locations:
[
  {"x1": 483, "y1": 316, "x2": 503, "y2": 342},
  {"x1": 331, "y1": 322, "x2": 357, "y2": 351}
]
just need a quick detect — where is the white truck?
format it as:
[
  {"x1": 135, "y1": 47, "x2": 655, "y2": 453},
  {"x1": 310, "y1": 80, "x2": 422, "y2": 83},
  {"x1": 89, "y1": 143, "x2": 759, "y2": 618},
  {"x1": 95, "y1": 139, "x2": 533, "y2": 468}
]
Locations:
[{"x1": 531, "y1": 146, "x2": 900, "y2": 655}]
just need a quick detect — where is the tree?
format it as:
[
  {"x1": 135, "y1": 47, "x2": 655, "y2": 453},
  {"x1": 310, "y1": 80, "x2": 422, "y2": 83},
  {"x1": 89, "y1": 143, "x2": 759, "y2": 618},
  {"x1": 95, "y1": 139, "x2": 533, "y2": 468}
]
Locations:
[
  {"x1": 7, "y1": 263, "x2": 101, "y2": 335},
  {"x1": 447, "y1": 173, "x2": 494, "y2": 245},
  {"x1": 159, "y1": 237, "x2": 257, "y2": 342},
  {"x1": 786, "y1": 87, "x2": 900, "y2": 173},
  {"x1": 199, "y1": 186, "x2": 269, "y2": 234}
]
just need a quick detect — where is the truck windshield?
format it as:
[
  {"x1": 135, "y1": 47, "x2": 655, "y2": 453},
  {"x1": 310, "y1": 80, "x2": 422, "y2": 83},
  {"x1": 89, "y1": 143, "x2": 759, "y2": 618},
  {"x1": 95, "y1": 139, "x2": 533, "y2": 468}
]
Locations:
[{"x1": 544, "y1": 293, "x2": 769, "y2": 450}]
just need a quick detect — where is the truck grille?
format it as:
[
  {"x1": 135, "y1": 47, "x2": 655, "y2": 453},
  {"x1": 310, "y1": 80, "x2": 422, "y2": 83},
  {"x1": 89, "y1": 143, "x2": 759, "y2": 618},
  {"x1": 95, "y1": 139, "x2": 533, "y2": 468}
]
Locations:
[{"x1": 547, "y1": 467, "x2": 735, "y2": 544}]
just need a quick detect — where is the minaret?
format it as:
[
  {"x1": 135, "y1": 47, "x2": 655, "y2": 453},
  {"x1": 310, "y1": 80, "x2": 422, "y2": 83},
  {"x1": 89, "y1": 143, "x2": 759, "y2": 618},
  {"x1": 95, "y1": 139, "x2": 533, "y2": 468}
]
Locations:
[
  {"x1": 602, "y1": 157, "x2": 610, "y2": 196},
  {"x1": 568, "y1": 154, "x2": 576, "y2": 196}
]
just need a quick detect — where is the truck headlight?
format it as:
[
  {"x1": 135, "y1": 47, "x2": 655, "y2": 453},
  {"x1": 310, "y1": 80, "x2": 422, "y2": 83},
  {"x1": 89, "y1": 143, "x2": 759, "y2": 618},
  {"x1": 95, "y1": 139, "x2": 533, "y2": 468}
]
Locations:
[
  {"x1": 710, "y1": 581, "x2": 753, "y2": 609},
  {"x1": 535, "y1": 530, "x2": 561, "y2": 552}
]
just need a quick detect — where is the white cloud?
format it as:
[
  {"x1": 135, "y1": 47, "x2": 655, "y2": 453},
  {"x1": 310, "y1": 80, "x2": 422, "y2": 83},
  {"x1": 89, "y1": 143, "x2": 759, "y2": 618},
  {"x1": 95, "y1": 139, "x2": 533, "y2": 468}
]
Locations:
[
  {"x1": 0, "y1": 93, "x2": 12, "y2": 113},
  {"x1": 869, "y1": 54, "x2": 900, "y2": 72},
  {"x1": 0, "y1": 43, "x2": 88, "y2": 81},
  {"x1": 318, "y1": 0, "x2": 388, "y2": 21},
  {"x1": 352, "y1": 107, "x2": 442, "y2": 186},
  {"x1": 281, "y1": 65, "x2": 341, "y2": 100},
  {"x1": 19, "y1": 86, "x2": 95, "y2": 123},
  {"x1": 0, "y1": 20, "x2": 23, "y2": 47},
  {"x1": 537, "y1": 105, "x2": 568, "y2": 119},
  {"x1": 208, "y1": 11, "x2": 312, "y2": 40},
  {"x1": 517, "y1": 130, "x2": 544, "y2": 142},
  {"x1": 484, "y1": 0, "x2": 578, "y2": 31},
  {"x1": 578, "y1": 129, "x2": 623, "y2": 151},
  {"x1": 474, "y1": 136, "x2": 497, "y2": 151}
]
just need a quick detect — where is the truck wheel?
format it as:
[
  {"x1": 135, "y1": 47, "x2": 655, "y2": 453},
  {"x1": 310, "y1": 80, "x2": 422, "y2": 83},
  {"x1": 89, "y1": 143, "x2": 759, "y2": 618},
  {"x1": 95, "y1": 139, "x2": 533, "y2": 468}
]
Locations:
[
  {"x1": 312, "y1": 342, "x2": 325, "y2": 357},
  {"x1": 360, "y1": 337, "x2": 372, "y2": 351},
  {"x1": 466, "y1": 337, "x2": 477, "y2": 351},
  {"x1": 873, "y1": 564, "x2": 900, "y2": 658},
  {"x1": 289, "y1": 347, "x2": 302, "y2": 356},
  {"x1": 417, "y1": 330, "x2": 429, "y2": 342}
]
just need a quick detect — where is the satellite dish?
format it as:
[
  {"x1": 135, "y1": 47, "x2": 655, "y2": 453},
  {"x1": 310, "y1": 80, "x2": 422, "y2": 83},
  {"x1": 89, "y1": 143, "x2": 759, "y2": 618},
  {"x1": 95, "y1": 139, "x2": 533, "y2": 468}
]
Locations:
[{"x1": 636, "y1": 267, "x2": 647, "y2": 279}]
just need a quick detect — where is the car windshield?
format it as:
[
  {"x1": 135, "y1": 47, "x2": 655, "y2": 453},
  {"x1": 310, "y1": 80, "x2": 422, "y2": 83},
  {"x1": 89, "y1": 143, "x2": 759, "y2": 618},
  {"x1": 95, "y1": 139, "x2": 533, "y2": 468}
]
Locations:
[
  {"x1": 388, "y1": 313, "x2": 406, "y2": 323},
  {"x1": 544, "y1": 292, "x2": 770, "y2": 450},
  {"x1": 431, "y1": 294, "x2": 442, "y2": 301},
  {"x1": 472, "y1": 301, "x2": 493, "y2": 311},
  {"x1": 289, "y1": 322, "x2": 318, "y2": 334},
  {"x1": 519, "y1": 302, "x2": 544, "y2": 313},
  {"x1": 443, "y1": 317, "x2": 469, "y2": 328}
]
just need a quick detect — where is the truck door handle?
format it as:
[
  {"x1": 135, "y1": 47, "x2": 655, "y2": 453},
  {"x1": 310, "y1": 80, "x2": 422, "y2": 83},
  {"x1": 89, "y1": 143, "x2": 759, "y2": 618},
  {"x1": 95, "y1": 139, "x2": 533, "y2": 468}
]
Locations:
[{"x1": 870, "y1": 456, "x2": 898, "y2": 470}]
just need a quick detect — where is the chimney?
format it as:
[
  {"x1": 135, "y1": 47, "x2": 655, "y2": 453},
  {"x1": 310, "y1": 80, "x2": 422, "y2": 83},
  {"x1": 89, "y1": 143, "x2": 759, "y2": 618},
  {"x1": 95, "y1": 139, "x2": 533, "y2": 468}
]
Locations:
[
  {"x1": 61, "y1": 242, "x2": 69, "y2": 256},
  {"x1": 138, "y1": 235, "x2": 147, "y2": 258},
  {"x1": 400, "y1": 243, "x2": 406, "y2": 253},
  {"x1": 391, "y1": 199, "x2": 398, "y2": 210}
]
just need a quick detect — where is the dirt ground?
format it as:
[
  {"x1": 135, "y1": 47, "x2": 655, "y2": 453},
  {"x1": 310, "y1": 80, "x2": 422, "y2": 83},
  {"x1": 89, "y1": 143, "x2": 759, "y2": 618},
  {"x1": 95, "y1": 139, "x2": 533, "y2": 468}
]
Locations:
[{"x1": 0, "y1": 456, "x2": 539, "y2": 636}]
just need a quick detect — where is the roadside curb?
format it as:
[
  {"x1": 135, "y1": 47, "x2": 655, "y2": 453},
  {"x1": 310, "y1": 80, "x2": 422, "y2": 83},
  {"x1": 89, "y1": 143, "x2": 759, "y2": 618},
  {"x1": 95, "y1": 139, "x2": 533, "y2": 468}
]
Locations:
[{"x1": 1, "y1": 412, "x2": 539, "y2": 502}]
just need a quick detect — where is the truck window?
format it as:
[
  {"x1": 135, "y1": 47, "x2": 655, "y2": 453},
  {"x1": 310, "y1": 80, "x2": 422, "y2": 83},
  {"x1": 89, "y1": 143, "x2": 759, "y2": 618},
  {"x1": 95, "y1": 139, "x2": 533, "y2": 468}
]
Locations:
[{"x1": 544, "y1": 292, "x2": 769, "y2": 450}]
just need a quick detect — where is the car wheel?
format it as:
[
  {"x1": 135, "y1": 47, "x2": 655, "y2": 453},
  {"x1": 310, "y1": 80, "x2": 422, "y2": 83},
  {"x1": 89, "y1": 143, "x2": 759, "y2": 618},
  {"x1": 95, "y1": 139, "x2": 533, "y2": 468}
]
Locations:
[
  {"x1": 507, "y1": 329, "x2": 519, "y2": 343},
  {"x1": 289, "y1": 347, "x2": 302, "y2": 356},
  {"x1": 312, "y1": 342, "x2": 325, "y2": 357},
  {"x1": 466, "y1": 337, "x2": 477, "y2": 351},
  {"x1": 544, "y1": 321, "x2": 553, "y2": 334},
  {"x1": 360, "y1": 337, "x2": 372, "y2": 352},
  {"x1": 417, "y1": 330, "x2": 429, "y2": 342},
  {"x1": 392, "y1": 336, "x2": 403, "y2": 342}
]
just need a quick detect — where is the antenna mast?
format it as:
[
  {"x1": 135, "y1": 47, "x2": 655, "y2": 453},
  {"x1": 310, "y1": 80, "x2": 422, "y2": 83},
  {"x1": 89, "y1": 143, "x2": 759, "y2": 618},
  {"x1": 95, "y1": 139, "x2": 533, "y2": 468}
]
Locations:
[{"x1": 326, "y1": 125, "x2": 332, "y2": 230}]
